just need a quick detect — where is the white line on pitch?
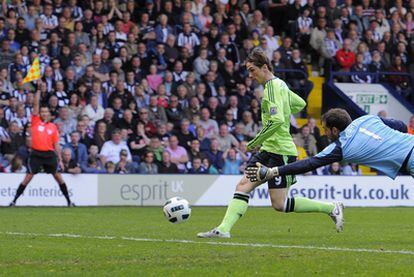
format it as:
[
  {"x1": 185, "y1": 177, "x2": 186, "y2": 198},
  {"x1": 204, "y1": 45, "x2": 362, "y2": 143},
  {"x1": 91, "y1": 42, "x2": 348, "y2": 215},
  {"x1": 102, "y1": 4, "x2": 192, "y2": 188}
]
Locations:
[{"x1": 2, "y1": 231, "x2": 414, "y2": 256}]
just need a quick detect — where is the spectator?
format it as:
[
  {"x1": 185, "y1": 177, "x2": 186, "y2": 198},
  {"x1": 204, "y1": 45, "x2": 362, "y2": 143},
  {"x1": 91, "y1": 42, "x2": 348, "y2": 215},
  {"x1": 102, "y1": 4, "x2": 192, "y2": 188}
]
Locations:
[
  {"x1": 202, "y1": 157, "x2": 219, "y2": 174},
  {"x1": 146, "y1": 137, "x2": 164, "y2": 163},
  {"x1": 156, "y1": 123, "x2": 171, "y2": 147},
  {"x1": 336, "y1": 38, "x2": 356, "y2": 74},
  {"x1": 351, "y1": 53, "x2": 372, "y2": 84},
  {"x1": 146, "y1": 64, "x2": 163, "y2": 92},
  {"x1": 139, "y1": 107, "x2": 157, "y2": 137},
  {"x1": 128, "y1": 123, "x2": 150, "y2": 162},
  {"x1": 134, "y1": 84, "x2": 150, "y2": 109},
  {"x1": 217, "y1": 124, "x2": 239, "y2": 152},
  {"x1": 287, "y1": 49, "x2": 314, "y2": 101},
  {"x1": 92, "y1": 121, "x2": 109, "y2": 151},
  {"x1": 310, "y1": 18, "x2": 327, "y2": 56},
  {"x1": 222, "y1": 148, "x2": 248, "y2": 175},
  {"x1": 16, "y1": 136, "x2": 31, "y2": 167},
  {"x1": 175, "y1": 119, "x2": 195, "y2": 150},
  {"x1": 343, "y1": 163, "x2": 362, "y2": 176},
  {"x1": 138, "y1": 151, "x2": 158, "y2": 174},
  {"x1": 407, "y1": 115, "x2": 414, "y2": 134},
  {"x1": 2, "y1": 121, "x2": 23, "y2": 160},
  {"x1": 54, "y1": 106, "x2": 77, "y2": 135},
  {"x1": 165, "y1": 135, "x2": 188, "y2": 172},
  {"x1": 148, "y1": 95, "x2": 167, "y2": 125},
  {"x1": 242, "y1": 111, "x2": 259, "y2": 140},
  {"x1": 4, "y1": 155, "x2": 26, "y2": 173},
  {"x1": 188, "y1": 157, "x2": 206, "y2": 174},
  {"x1": 323, "y1": 162, "x2": 342, "y2": 175},
  {"x1": 65, "y1": 131, "x2": 88, "y2": 165},
  {"x1": 158, "y1": 150, "x2": 179, "y2": 174},
  {"x1": 67, "y1": 93, "x2": 82, "y2": 120},
  {"x1": 82, "y1": 156, "x2": 106, "y2": 173},
  {"x1": 232, "y1": 123, "x2": 247, "y2": 143},
  {"x1": 100, "y1": 129, "x2": 132, "y2": 164},
  {"x1": 196, "y1": 126, "x2": 211, "y2": 152},
  {"x1": 62, "y1": 148, "x2": 81, "y2": 174},
  {"x1": 199, "y1": 107, "x2": 218, "y2": 139},
  {"x1": 193, "y1": 48, "x2": 210, "y2": 79},
  {"x1": 117, "y1": 109, "x2": 137, "y2": 135},
  {"x1": 369, "y1": 50, "x2": 387, "y2": 79},
  {"x1": 297, "y1": 8, "x2": 313, "y2": 51},
  {"x1": 177, "y1": 23, "x2": 200, "y2": 53},
  {"x1": 320, "y1": 29, "x2": 341, "y2": 74},
  {"x1": 185, "y1": 96, "x2": 201, "y2": 122},
  {"x1": 388, "y1": 56, "x2": 411, "y2": 99},
  {"x1": 105, "y1": 161, "x2": 116, "y2": 173},
  {"x1": 166, "y1": 95, "x2": 184, "y2": 128},
  {"x1": 204, "y1": 138, "x2": 224, "y2": 172},
  {"x1": 116, "y1": 149, "x2": 136, "y2": 174},
  {"x1": 294, "y1": 125, "x2": 318, "y2": 156},
  {"x1": 82, "y1": 95, "x2": 104, "y2": 123}
]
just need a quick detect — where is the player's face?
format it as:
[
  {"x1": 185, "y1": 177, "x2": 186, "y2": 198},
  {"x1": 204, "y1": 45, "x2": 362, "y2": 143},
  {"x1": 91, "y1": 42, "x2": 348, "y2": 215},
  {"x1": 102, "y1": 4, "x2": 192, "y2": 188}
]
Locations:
[
  {"x1": 40, "y1": 107, "x2": 50, "y2": 122},
  {"x1": 246, "y1": 62, "x2": 266, "y2": 84}
]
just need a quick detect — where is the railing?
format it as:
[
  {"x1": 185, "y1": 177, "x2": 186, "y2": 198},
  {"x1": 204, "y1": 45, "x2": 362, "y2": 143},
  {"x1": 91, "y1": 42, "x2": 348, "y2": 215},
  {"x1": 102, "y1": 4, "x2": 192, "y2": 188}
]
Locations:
[
  {"x1": 328, "y1": 71, "x2": 414, "y2": 99},
  {"x1": 328, "y1": 71, "x2": 414, "y2": 90},
  {"x1": 273, "y1": 68, "x2": 308, "y2": 79}
]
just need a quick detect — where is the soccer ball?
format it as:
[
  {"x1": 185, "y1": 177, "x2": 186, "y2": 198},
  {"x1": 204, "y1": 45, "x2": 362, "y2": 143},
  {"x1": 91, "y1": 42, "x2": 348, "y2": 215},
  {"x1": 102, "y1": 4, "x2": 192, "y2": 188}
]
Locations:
[{"x1": 163, "y1": 197, "x2": 191, "y2": 224}]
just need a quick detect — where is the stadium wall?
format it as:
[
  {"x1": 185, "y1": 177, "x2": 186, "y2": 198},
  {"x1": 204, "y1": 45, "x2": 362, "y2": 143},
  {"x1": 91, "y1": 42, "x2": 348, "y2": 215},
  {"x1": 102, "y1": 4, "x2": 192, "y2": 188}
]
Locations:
[{"x1": 0, "y1": 174, "x2": 412, "y2": 207}]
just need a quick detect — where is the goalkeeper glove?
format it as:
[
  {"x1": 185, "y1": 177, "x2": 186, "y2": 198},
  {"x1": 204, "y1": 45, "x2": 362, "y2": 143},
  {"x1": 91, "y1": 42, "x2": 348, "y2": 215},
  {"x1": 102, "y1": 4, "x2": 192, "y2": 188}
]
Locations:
[{"x1": 245, "y1": 162, "x2": 279, "y2": 183}]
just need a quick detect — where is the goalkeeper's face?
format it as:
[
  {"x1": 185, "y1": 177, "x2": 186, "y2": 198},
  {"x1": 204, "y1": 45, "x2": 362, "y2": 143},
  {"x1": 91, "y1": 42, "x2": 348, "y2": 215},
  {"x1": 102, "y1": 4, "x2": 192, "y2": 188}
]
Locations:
[
  {"x1": 322, "y1": 121, "x2": 340, "y2": 141},
  {"x1": 246, "y1": 62, "x2": 266, "y2": 84}
]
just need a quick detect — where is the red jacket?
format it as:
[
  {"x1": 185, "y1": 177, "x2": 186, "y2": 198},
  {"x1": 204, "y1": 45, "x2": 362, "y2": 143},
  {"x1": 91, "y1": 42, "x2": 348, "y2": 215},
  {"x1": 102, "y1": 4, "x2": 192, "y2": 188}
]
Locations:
[{"x1": 336, "y1": 49, "x2": 356, "y2": 70}]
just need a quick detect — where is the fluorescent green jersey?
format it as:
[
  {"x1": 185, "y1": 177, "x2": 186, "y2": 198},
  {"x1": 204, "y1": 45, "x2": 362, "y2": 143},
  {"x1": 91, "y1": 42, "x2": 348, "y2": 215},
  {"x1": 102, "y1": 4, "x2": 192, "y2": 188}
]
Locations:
[{"x1": 247, "y1": 78, "x2": 306, "y2": 156}]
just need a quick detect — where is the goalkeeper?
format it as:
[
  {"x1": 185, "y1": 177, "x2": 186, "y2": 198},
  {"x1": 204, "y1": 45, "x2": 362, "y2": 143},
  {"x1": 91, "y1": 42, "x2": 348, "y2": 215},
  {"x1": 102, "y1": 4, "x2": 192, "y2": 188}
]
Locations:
[
  {"x1": 246, "y1": 108, "x2": 413, "y2": 184},
  {"x1": 197, "y1": 49, "x2": 343, "y2": 239}
]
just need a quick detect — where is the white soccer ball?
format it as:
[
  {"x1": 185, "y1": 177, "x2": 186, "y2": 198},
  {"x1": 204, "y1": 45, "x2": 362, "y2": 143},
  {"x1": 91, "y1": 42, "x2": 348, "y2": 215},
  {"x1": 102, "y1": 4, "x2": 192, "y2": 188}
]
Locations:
[{"x1": 163, "y1": 197, "x2": 191, "y2": 224}]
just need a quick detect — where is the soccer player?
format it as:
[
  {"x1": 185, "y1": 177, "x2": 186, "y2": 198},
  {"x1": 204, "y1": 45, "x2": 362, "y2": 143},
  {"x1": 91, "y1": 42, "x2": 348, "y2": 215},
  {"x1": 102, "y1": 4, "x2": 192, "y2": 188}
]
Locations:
[
  {"x1": 197, "y1": 49, "x2": 344, "y2": 238},
  {"x1": 9, "y1": 83, "x2": 75, "y2": 207},
  {"x1": 245, "y1": 108, "x2": 414, "y2": 183}
]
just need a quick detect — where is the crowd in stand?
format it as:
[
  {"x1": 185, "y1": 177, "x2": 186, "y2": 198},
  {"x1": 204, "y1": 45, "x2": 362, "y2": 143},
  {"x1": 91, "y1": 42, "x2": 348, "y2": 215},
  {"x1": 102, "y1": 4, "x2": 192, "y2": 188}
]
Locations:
[{"x1": 0, "y1": 0, "x2": 411, "y2": 176}]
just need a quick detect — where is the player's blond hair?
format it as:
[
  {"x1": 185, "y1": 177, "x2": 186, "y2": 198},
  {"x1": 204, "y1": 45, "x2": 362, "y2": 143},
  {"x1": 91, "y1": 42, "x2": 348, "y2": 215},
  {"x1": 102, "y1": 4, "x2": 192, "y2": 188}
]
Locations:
[{"x1": 246, "y1": 48, "x2": 273, "y2": 72}]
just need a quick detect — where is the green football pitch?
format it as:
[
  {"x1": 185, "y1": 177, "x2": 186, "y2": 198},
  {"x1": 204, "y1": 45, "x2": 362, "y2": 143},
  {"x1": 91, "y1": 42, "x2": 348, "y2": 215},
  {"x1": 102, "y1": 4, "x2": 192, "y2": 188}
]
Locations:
[{"x1": 0, "y1": 207, "x2": 413, "y2": 276}]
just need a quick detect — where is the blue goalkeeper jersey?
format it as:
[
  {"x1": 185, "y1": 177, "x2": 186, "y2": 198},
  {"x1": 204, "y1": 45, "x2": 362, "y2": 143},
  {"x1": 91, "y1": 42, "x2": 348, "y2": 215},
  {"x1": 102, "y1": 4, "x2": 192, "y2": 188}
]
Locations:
[{"x1": 278, "y1": 115, "x2": 414, "y2": 179}]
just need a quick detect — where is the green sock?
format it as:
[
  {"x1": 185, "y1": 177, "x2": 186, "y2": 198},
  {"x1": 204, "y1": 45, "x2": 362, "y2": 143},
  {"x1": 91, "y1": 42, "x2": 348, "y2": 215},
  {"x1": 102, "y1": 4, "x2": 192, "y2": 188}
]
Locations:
[
  {"x1": 216, "y1": 192, "x2": 249, "y2": 233},
  {"x1": 289, "y1": 197, "x2": 334, "y2": 214}
]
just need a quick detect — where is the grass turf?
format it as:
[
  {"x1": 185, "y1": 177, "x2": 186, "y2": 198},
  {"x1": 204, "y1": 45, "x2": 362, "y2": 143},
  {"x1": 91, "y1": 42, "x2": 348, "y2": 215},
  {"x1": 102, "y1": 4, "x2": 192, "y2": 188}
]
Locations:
[{"x1": 0, "y1": 207, "x2": 413, "y2": 276}]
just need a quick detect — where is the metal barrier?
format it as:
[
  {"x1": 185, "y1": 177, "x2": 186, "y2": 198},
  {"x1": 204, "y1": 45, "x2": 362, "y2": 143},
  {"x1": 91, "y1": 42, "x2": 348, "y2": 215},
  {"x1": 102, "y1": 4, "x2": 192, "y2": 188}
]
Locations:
[
  {"x1": 328, "y1": 71, "x2": 414, "y2": 90},
  {"x1": 273, "y1": 68, "x2": 308, "y2": 79}
]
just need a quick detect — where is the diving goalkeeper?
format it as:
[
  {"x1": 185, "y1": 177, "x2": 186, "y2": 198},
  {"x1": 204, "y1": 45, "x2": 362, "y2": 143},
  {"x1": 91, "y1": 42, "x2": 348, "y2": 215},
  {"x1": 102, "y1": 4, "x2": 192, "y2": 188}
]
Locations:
[
  {"x1": 246, "y1": 108, "x2": 414, "y2": 183},
  {"x1": 197, "y1": 49, "x2": 344, "y2": 239}
]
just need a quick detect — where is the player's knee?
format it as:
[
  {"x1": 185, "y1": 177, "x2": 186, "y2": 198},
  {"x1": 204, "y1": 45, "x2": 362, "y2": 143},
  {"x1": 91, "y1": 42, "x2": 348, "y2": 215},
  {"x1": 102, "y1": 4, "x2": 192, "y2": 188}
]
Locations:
[
  {"x1": 271, "y1": 200, "x2": 285, "y2": 212},
  {"x1": 236, "y1": 177, "x2": 259, "y2": 193}
]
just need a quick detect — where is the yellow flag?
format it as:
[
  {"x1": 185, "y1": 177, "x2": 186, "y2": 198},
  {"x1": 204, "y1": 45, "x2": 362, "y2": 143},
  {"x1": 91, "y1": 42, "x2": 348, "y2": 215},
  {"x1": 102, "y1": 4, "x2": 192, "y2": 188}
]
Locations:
[{"x1": 23, "y1": 57, "x2": 41, "y2": 84}]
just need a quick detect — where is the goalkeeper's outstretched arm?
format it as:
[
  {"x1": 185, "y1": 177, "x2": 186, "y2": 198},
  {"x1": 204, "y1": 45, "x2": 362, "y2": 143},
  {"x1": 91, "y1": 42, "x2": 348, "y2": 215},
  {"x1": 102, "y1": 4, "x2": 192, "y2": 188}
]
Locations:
[{"x1": 246, "y1": 141, "x2": 343, "y2": 182}]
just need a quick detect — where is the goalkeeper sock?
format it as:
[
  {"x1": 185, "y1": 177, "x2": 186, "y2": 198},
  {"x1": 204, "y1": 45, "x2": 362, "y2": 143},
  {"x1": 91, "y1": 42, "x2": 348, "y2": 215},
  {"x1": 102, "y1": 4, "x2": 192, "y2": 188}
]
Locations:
[
  {"x1": 12, "y1": 183, "x2": 27, "y2": 203},
  {"x1": 58, "y1": 183, "x2": 71, "y2": 205},
  {"x1": 284, "y1": 197, "x2": 334, "y2": 214},
  {"x1": 216, "y1": 192, "x2": 249, "y2": 233}
]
